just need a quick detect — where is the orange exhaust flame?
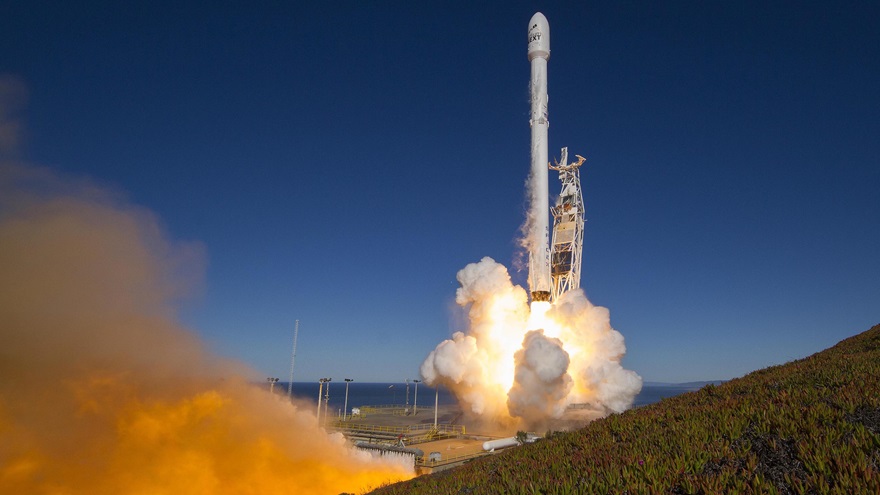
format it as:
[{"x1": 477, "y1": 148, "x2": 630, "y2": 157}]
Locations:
[{"x1": 0, "y1": 163, "x2": 412, "y2": 494}]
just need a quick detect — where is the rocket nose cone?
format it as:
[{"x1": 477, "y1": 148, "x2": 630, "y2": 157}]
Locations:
[
  {"x1": 529, "y1": 12, "x2": 548, "y2": 27},
  {"x1": 528, "y1": 12, "x2": 550, "y2": 60}
]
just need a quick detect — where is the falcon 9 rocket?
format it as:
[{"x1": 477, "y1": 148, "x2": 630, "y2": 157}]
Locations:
[{"x1": 527, "y1": 12, "x2": 552, "y2": 303}]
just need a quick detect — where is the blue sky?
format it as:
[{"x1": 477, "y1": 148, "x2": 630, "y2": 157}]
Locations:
[{"x1": 3, "y1": 1, "x2": 878, "y2": 383}]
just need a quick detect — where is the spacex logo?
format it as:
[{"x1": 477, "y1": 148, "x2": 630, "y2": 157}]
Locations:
[{"x1": 529, "y1": 22, "x2": 541, "y2": 44}]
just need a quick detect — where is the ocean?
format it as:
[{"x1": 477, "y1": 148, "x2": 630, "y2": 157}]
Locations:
[
  {"x1": 631, "y1": 384, "x2": 707, "y2": 407},
  {"x1": 282, "y1": 381, "x2": 457, "y2": 416},
  {"x1": 273, "y1": 381, "x2": 706, "y2": 417}
]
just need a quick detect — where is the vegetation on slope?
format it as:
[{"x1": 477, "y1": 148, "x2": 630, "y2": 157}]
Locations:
[{"x1": 371, "y1": 324, "x2": 880, "y2": 494}]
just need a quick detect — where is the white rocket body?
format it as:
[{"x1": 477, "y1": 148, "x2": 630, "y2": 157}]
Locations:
[{"x1": 528, "y1": 12, "x2": 552, "y2": 302}]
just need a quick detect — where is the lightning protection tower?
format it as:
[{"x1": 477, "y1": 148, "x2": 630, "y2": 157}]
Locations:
[
  {"x1": 549, "y1": 147, "x2": 586, "y2": 302},
  {"x1": 286, "y1": 320, "x2": 299, "y2": 398}
]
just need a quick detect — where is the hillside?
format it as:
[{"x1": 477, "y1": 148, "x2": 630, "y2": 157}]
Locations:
[{"x1": 370, "y1": 324, "x2": 880, "y2": 494}]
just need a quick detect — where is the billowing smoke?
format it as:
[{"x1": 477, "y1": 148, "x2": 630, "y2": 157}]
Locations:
[
  {"x1": 421, "y1": 257, "x2": 529, "y2": 425},
  {"x1": 507, "y1": 330, "x2": 573, "y2": 420},
  {"x1": 421, "y1": 256, "x2": 641, "y2": 431},
  {"x1": 0, "y1": 82, "x2": 412, "y2": 494},
  {"x1": 549, "y1": 288, "x2": 644, "y2": 415}
]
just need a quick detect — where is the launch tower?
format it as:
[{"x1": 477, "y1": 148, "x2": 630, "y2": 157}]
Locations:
[{"x1": 549, "y1": 147, "x2": 586, "y2": 302}]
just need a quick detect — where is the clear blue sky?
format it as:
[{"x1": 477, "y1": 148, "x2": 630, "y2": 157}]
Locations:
[{"x1": 3, "y1": 1, "x2": 878, "y2": 383}]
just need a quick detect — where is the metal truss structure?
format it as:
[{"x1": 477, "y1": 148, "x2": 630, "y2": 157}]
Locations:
[{"x1": 549, "y1": 147, "x2": 586, "y2": 303}]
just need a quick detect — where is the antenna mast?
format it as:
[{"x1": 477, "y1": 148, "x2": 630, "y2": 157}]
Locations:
[
  {"x1": 287, "y1": 319, "x2": 299, "y2": 398},
  {"x1": 549, "y1": 147, "x2": 586, "y2": 302}
]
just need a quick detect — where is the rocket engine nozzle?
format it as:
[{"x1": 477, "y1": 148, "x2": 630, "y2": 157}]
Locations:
[{"x1": 530, "y1": 291, "x2": 551, "y2": 302}]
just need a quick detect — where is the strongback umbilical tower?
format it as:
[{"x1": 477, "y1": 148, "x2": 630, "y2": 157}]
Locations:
[{"x1": 549, "y1": 147, "x2": 586, "y2": 302}]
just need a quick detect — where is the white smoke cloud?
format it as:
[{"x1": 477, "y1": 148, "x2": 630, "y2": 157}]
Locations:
[
  {"x1": 507, "y1": 330, "x2": 573, "y2": 422},
  {"x1": 420, "y1": 257, "x2": 528, "y2": 422},
  {"x1": 421, "y1": 257, "x2": 642, "y2": 431},
  {"x1": 548, "y1": 288, "x2": 643, "y2": 415}
]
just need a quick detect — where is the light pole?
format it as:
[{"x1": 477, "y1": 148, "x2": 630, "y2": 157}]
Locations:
[
  {"x1": 317, "y1": 378, "x2": 331, "y2": 424},
  {"x1": 434, "y1": 385, "x2": 439, "y2": 429},
  {"x1": 316, "y1": 379, "x2": 324, "y2": 422},
  {"x1": 343, "y1": 378, "x2": 353, "y2": 421},
  {"x1": 405, "y1": 379, "x2": 410, "y2": 412},
  {"x1": 267, "y1": 377, "x2": 279, "y2": 394},
  {"x1": 323, "y1": 378, "x2": 332, "y2": 423},
  {"x1": 413, "y1": 379, "x2": 421, "y2": 415}
]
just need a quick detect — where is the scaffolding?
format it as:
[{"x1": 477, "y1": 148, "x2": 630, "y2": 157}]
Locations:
[{"x1": 549, "y1": 147, "x2": 586, "y2": 303}]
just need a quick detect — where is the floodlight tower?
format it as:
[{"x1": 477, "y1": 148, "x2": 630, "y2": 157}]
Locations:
[
  {"x1": 343, "y1": 378, "x2": 353, "y2": 421},
  {"x1": 413, "y1": 379, "x2": 421, "y2": 415},
  {"x1": 549, "y1": 147, "x2": 586, "y2": 302},
  {"x1": 317, "y1": 377, "x2": 331, "y2": 424}
]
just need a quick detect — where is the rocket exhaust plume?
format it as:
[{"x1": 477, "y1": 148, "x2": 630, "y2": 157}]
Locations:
[
  {"x1": 421, "y1": 15, "x2": 641, "y2": 432},
  {"x1": 421, "y1": 258, "x2": 641, "y2": 432},
  {"x1": 0, "y1": 80, "x2": 412, "y2": 494},
  {"x1": 0, "y1": 164, "x2": 413, "y2": 494}
]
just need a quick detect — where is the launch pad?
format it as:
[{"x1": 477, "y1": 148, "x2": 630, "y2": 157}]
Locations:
[
  {"x1": 330, "y1": 404, "x2": 495, "y2": 474},
  {"x1": 334, "y1": 401, "x2": 609, "y2": 474}
]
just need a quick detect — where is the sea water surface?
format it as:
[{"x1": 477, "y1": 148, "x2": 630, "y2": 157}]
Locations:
[{"x1": 273, "y1": 382, "x2": 708, "y2": 417}]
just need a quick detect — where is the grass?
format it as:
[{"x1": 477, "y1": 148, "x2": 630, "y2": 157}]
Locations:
[{"x1": 368, "y1": 324, "x2": 880, "y2": 494}]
